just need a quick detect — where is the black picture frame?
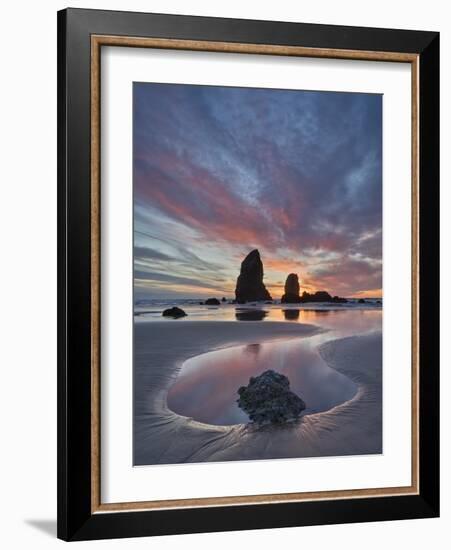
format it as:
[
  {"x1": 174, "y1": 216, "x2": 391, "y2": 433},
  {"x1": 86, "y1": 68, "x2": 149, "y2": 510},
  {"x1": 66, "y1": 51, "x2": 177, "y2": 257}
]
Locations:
[{"x1": 57, "y1": 7, "x2": 439, "y2": 541}]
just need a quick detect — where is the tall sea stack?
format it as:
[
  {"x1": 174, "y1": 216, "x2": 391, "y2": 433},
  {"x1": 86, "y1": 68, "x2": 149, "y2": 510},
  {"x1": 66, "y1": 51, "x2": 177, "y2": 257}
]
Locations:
[
  {"x1": 281, "y1": 273, "x2": 301, "y2": 303},
  {"x1": 235, "y1": 249, "x2": 272, "y2": 303}
]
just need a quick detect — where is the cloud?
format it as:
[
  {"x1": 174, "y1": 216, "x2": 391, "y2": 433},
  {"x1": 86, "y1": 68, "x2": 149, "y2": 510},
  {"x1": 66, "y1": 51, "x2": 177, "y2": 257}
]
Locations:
[
  {"x1": 134, "y1": 246, "x2": 175, "y2": 262},
  {"x1": 134, "y1": 269, "x2": 230, "y2": 293},
  {"x1": 133, "y1": 83, "x2": 382, "y2": 298}
]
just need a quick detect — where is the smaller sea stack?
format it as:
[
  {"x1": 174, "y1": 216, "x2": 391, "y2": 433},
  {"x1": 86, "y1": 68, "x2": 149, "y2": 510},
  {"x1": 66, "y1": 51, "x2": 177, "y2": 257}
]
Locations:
[{"x1": 281, "y1": 273, "x2": 301, "y2": 303}]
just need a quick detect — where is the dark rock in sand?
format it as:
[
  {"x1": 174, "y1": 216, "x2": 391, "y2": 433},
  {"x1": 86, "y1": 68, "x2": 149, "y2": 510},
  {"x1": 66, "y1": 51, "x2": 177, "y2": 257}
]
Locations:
[
  {"x1": 235, "y1": 249, "x2": 272, "y2": 303},
  {"x1": 281, "y1": 273, "x2": 301, "y2": 303},
  {"x1": 221, "y1": 297, "x2": 227, "y2": 302},
  {"x1": 162, "y1": 306, "x2": 187, "y2": 318},
  {"x1": 205, "y1": 297, "x2": 221, "y2": 305},
  {"x1": 237, "y1": 370, "x2": 306, "y2": 424}
]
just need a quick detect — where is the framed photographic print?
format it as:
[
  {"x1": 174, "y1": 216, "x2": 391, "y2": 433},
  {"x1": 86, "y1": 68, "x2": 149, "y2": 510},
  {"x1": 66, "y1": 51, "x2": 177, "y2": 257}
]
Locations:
[{"x1": 57, "y1": 8, "x2": 439, "y2": 541}]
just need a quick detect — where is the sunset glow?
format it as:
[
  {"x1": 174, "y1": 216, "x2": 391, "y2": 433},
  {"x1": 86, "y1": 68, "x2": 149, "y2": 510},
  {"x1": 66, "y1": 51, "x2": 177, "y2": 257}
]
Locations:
[{"x1": 134, "y1": 83, "x2": 382, "y2": 300}]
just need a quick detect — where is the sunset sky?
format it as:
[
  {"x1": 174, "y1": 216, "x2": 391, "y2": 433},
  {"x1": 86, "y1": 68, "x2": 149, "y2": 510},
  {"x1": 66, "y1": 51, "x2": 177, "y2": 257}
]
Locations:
[{"x1": 133, "y1": 83, "x2": 382, "y2": 300}]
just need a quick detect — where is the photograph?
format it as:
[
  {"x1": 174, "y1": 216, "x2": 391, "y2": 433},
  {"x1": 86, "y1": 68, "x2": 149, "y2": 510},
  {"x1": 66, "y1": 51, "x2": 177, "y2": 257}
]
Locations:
[{"x1": 133, "y1": 82, "x2": 383, "y2": 466}]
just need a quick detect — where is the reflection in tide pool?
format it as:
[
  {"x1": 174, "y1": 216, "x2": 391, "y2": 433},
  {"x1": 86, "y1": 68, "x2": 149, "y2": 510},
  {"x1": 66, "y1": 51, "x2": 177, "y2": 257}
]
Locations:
[
  {"x1": 167, "y1": 310, "x2": 381, "y2": 426},
  {"x1": 235, "y1": 309, "x2": 268, "y2": 321}
]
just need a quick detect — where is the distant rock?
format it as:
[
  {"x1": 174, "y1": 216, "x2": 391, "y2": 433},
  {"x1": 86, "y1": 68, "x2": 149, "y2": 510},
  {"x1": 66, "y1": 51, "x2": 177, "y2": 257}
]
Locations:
[
  {"x1": 205, "y1": 297, "x2": 220, "y2": 305},
  {"x1": 297, "y1": 290, "x2": 347, "y2": 303},
  {"x1": 300, "y1": 290, "x2": 332, "y2": 302},
  {"x1": 235, "y1": 249, "x2": 272, "y2": 303},
  {"x1": 358, "y1": 298, "x2": 366, "y2": 304},
  {"x1": 221, "y1": 297, "x2": 227, "y2": 302},
  {"x1": 281, "y1": 273, "x2": 301, "y2": 303},
  {"x1": 237, "y1": 370, "x2": 306, "y2": 424},
  {"x1": 332, "y1": 295, "x2": 348, "y2": 303},
  {"x1": 162, "y1": 306, "x2": 187, "y2": 318}
]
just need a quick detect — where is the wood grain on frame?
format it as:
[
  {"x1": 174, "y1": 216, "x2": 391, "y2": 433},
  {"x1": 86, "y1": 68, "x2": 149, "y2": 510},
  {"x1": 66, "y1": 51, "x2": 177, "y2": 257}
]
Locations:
[{"x1": 90, "y1": 34, "x2": 420, "y2": 514}]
